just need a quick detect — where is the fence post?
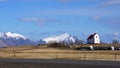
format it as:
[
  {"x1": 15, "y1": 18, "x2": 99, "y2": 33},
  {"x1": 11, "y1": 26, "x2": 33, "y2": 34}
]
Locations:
[
  {"x1": 55, "y1": 55, "x2": 57, "y2": 59},
  {"x1": 13, "y1": 48, "x2": 15, "y2": 59},
  {"x1": 84, "y1": 53, "x2": 86, "y2": 60},
  {"x1": 115, "y1": 54, "x2": 117, "y2": 61},
  {"x1": 14, "y1": 50, "x2": 15, "y2": 59}
]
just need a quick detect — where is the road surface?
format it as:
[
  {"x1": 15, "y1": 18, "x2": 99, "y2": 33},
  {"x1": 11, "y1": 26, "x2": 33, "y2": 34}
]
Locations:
[{"x1": 0, "y1": 58, "x2": 120, "y2": 68}]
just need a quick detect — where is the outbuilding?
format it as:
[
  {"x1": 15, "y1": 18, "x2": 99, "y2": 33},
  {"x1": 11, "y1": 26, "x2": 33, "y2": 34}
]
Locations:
[{"x1": 87, "y1": 33, "x2": 100, "y2": 44}]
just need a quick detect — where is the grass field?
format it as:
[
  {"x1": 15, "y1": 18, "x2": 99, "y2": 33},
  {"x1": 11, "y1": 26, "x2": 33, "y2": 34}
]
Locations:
[{"x1": 0, "y1": 45, "x2": 120, "y2": 61}]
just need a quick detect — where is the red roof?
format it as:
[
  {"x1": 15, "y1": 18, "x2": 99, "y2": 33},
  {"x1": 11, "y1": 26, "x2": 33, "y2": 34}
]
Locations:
[{"x1": 87, "y1": 33, "x2": 97, "y2": 39}]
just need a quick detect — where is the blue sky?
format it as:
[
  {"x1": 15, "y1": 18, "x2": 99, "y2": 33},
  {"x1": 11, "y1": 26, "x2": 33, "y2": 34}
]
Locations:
[{"x1": 0, "y1": 0, "x2": 120, "y2": 42}]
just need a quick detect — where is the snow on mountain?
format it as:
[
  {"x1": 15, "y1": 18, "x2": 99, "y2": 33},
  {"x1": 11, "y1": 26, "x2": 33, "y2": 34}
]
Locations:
[
  {"x1": 0, "y1": 32, "x2": 35, "y2": 47},
  {"x1": 43, "y1": 33, "x2": 80, "y2": 44},
  {"x1": 5, "y1": 32, "x2": 27, "y2": 40},
  {"x1": 0, "y1": 32, "x2": 27, "y2": 39}
]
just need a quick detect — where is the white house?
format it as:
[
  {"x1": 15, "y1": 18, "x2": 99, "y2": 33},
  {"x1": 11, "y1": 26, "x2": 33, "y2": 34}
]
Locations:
[{"x1": 87, "y1": 33, "x2": 100, "y2": 44}]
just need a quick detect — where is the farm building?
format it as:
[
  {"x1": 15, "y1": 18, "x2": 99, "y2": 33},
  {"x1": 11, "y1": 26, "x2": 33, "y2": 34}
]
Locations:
[{"x1": 87, "y1": 33, "x2": 100, "y2": 44}]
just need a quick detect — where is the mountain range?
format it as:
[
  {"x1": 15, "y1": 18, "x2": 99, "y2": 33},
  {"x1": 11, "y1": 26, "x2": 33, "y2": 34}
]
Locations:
[
  {"x1": 0, "y1": 32, "x2": 82, "y2": 47},
  {"x1": 42, "y1": 33, "x2": 82, "y2": 44},
  {"x1": 0, "y1": 32, "x2": 119, "y2": 47},
  {"x1": 0, "y1": 32, "x2": 35, "y2": 47}
]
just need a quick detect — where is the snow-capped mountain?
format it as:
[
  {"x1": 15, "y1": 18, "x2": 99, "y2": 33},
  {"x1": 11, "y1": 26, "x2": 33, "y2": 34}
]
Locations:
[
  {"x1": 0, "y1": 32, "x2": 35, "y2": 47},
  {"x1": 43, "y1": 33, "x2": 82, "y2": 44},
  {"x1": 0, "y1": 32, "x2": 27, "y2": 40}
]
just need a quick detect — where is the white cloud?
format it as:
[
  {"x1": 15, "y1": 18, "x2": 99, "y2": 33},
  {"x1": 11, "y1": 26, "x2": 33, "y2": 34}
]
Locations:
[
  {"x1": 92, "y1": 16, "x2": 120, "y2": 29},
  {"x1": 93, "y1": 16, "x2": 101, "y2": 20},
  {"x1": 44, "y1": 8, "x2": 118, "y2": 17},
  {"x1": 20, "y1": 18, "x2": 54, "y2": 25},
  {"x1": 20, "y1": 17, "x2": 69, "y2": 26},
  {"x1": 102, "y1": 0, "x2": 120, "y2": 7},
  {"x1": 113, "y1": 32, "x2": 120, "y2": 40},
  {"x1": 0, "y1": 0, "x2": 6, "y2": 2},
  {"x1": 58, "y1": 0, "x2": 80, "y2": 3},
  {"x1": 114, "y1": 32, "x2": 120, "y2": 36}
]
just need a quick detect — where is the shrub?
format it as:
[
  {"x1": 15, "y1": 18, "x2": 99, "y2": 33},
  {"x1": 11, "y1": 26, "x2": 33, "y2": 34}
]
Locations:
[{"x1": 47, "y1": 42, "x2": 70, "y2": 48}]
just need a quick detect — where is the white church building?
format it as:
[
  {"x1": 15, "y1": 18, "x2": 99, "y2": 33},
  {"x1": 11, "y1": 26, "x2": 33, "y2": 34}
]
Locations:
[{"x1": 87, "y1": 33, "x2": 100, "y2": 44}]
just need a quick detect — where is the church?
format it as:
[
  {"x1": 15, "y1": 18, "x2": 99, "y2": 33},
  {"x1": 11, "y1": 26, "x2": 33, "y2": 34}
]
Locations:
[{"x1": 87, "y1": 33, "x2": 100, "y2": 44}]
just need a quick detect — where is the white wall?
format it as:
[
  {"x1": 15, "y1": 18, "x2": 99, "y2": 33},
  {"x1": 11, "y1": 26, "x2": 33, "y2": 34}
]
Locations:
[{"x1": 94, "y1": 34, "x2": 100, "y2": 44}]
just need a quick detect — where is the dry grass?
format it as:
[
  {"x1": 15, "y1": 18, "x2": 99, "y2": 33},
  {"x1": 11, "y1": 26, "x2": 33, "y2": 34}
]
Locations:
[{"x1": 0, "y1": 45, "x2": 120, "y2": 61}]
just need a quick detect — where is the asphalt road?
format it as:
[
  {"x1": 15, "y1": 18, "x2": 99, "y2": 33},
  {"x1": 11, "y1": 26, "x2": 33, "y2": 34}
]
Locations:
[{"x1": 0, "y1": 58, "x2": 120, "y2": 68}]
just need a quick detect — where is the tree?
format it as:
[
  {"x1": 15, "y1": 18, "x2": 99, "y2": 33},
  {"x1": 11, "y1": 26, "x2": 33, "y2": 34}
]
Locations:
[
  {"x1": 47, "y1": 41, "x2": 69, "y2": 48},
  {"x1": 112, "y1": 39, "x2": 119, "y2": 44},
  {"x1": 75, "y1": 39, "x2": 84, "y2": 45},
  {"x1": 100, "y1": 41, "x2": 108, "y2": 44}
]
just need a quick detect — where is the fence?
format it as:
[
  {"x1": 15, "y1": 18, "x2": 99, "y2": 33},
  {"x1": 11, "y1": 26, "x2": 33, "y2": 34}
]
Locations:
[
  {"x1": 0, "y1": 50, "x2": 120, "y2": 61},
  {"x1": 0, "y1": 46, "x2": 120, "y2": 61}
]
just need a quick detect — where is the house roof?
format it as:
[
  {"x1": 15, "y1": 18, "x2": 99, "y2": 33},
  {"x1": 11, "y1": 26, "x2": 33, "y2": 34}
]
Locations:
[{"x1": 87, "y1": 33, "x2": 97, "y2": 39}]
